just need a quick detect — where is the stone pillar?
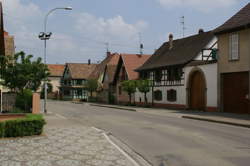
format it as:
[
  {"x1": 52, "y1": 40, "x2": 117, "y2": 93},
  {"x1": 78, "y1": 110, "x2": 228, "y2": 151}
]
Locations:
[{"x1": 32, "y1": 93, "x2": 40, "y2": 114}]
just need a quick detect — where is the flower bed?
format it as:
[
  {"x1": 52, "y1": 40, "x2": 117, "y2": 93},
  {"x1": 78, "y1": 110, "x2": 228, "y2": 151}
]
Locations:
[{"x1": 0, "y1": 114, "x2": 46, "y2": 138}]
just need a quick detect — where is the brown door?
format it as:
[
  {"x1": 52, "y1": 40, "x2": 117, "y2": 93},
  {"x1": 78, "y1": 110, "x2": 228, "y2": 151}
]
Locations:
[
  {"x1": 223, "y1": 72, "x2": 249, "y2": 114},
  {"x1": 190, "y1": 71, "x2": 206, "y2": 110}
]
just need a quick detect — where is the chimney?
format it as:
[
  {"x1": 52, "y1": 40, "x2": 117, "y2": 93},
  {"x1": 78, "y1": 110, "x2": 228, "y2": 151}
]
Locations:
[
  {"x1": 169, "y1": 34, "x2": 173, "y2": 50},
  {"x1": 198, "y1": 28, "x2": 204, "y2": 34},
  {"x1": 106, "y1": 51, "x2": 111, "y2": 58},
  {"x1": 88, "y1": 59, "x2": 91, "y2": 65}
]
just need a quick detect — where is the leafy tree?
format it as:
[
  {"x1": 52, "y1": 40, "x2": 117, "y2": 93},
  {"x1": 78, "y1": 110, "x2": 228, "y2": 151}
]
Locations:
[
  {"x1": 1, "y1": 51, "x2": 49, "y2": 93},
  {"x1": 121, "y1": 80, "x2": 137, "y2": 105},
  {"x1": 137, "y1": 79, "x2": 151, "y2": 105},
  {"x1": 85, "y1": 79, "x2": 98, "y2": 98}
]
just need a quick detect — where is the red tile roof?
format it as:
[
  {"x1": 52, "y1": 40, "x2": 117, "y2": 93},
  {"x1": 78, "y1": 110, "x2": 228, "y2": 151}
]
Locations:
[
  {"x1": 89, "y1": 53, "x2": 120, "y2": 80},
  {"x1": 121, "y1": 54, "x2": 151, "y2": 80},
  {"x1": 67, "y1": 63, "x2": 97, "y2": 79},
  {"x1": 48, "y1": 64, "x2": 65, "y2": 77}
]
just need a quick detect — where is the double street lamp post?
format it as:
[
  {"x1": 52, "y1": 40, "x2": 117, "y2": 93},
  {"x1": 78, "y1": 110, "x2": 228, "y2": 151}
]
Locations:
[{"x1": 39, "y1": 7, "x2": 72, "y2": 113}]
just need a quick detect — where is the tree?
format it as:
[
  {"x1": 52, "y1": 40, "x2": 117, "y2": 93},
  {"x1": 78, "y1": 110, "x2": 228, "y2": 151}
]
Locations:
[
  {"x1": 121, "y1": 80, "x2": 137, "y2": 105},
  {"x1": 1, "y1": 51, "x2": 49, "y2": 93},
  {"x1": 85, "y1": 79, "x2": 98, "y2": 98},
  {"x1": 137, "y1": 79, "x2": 151, "y2": 106}
]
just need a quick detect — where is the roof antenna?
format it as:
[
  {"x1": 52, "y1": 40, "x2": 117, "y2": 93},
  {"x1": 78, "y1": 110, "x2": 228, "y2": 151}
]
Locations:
[
  {"x1": 105, "y1": 42, "x2": 109, "y2": 52},
  {"x1": 139, "y1": 32, "x2": 144, "y2": 55},
  {"x1": 180, "y1": 16, "x2": 186, "y2": 38}
]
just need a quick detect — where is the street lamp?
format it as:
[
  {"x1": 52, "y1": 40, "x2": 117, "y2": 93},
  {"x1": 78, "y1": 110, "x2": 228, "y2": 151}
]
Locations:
[{"x1": 39, "y1": 7, "x2": 72, "y2": 114}]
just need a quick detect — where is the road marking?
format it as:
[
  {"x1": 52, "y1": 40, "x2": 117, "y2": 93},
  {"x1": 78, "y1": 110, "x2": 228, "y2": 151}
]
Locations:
[
  {"x1": 92, "y1": 127, "x2": 140, "y2": 166},
  {"x1": 55, "y1": 113, "x2": 67, "y2": 119}
]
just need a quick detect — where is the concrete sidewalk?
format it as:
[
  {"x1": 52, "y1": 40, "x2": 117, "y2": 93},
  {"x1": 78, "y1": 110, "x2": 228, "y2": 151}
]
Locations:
[
  {"x1": 0, "y1": 113, "x2": 138, "y2": 166},
  {"x1": 90, "y1": 103, "x2": 250, "y2": 128}
]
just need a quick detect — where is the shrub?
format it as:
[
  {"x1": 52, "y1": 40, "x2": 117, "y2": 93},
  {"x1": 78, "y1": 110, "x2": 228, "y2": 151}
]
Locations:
[
  {"x1": 0, "y1": 114, "x2": 46, "y2": 138},
  {"x1": 15, "y1": 89, "x2": 33, "y2": 113}
]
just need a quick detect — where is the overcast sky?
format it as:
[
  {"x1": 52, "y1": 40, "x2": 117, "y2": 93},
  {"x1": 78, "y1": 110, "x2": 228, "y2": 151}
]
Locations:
[{"x1": 1, "y1": 0, "x2": 249, "y2": 64}]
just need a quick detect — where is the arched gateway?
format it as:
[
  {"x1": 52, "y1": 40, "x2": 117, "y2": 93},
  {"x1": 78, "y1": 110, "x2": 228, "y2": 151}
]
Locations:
[{"x1": 187, "y1": 69, "x2": 207, "y2": 110}]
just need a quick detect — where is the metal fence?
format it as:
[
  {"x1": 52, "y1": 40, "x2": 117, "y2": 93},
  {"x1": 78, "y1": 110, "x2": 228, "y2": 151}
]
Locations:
[{"x1": 1, "y1": 92, "x2": 16, "y2": 112}]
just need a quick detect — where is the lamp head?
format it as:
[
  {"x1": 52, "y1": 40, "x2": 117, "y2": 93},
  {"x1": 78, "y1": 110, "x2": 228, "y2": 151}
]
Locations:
[{"x1": 64, "y1": 7, "x2": 72, "y2": 10}]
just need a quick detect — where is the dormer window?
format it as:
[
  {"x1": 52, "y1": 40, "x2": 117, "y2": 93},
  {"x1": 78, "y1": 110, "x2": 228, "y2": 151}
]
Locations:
[{"x1": 229, "y1": 33, "x2": 239, "y2": 60}]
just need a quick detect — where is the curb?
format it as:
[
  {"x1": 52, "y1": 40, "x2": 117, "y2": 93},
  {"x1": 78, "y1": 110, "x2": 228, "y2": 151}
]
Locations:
[
  {"x1": 182, "y1": 116, "x2": 250, "y2": 128},
  {"x1": 92, "y1": 127, "x2": 152, "y2": 166},
  {"x1": 90, "y1": 104, "x2": 136, "y2": 112}
]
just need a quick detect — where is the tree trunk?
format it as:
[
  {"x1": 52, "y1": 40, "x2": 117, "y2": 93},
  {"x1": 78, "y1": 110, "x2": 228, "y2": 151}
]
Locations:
[
  {"x1": 144, "y1": 92, "x2": 147, "y2": 106},
  {"x1": 129, "y1": 93, "x2": 131, "y2": 105}
]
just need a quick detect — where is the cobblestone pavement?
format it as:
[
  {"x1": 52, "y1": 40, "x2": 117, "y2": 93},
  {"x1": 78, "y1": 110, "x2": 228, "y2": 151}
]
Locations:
[{"x1": 0, "y1": 127, "x2": 135, "y2": 166}]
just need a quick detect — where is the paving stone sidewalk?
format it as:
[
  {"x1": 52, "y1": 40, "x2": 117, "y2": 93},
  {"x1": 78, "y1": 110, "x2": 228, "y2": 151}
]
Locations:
[{"x1": 0, "y1": 116, "x2": 135, "y2": 166}]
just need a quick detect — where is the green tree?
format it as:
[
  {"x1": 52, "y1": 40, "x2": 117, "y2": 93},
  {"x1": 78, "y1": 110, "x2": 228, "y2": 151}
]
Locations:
[
  {"x1": 85, "y1": 79, "x2": 98, "y2": 98},
  {"x1": 121, "y1": 80, "x2": 137, "y2": 105},
  {"x1": 137, "y1": 79, "x2": 151, "y2": 106},
  {"x1": 1, "y1": 51, "x2": 49, "y2": 93}
]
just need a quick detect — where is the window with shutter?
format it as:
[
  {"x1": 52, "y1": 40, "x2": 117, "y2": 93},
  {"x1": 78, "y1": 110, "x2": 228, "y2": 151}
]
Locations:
[{"x1": 229, "y1": 33, "x2": 239, "y2": 60}]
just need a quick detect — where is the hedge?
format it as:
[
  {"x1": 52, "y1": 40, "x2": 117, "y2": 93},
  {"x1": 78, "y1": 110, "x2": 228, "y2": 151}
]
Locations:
[{"x1": 0, "y1": 114, "x2": 46, "y2": 138}]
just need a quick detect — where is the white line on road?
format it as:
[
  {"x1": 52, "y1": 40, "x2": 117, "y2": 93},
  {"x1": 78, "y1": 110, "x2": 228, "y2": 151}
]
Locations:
[
  {"x1": 92, "y1": 127, "x2": 140, "y2": 166},
  {"x1": 55, "y1": 113, "x2": 67, "y2": 119}
]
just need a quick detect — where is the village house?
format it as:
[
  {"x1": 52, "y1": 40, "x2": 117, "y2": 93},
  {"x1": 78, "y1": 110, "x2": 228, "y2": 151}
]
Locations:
[
  {"x1": 214, "y1": 3, "x2": 250, "y2": 114},
  {"x1": 47, "y1": 64, "x2": 65, "y2": 99},
  {"x1": 113, "y1": 54, "x2": 151, "y2": 104},
  {"x1": 88, "y1": 52, "x2": 120, "y2": 103},
  {"x1": 136, "y1": 30, "x2": 218, "y2": 111},
  {"x1": 60, "y1": 62, "x2": 97, "y2": 101}
]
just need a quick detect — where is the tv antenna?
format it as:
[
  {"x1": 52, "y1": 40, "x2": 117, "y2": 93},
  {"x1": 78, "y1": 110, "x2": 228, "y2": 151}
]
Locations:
[
  {"x1": 105, "y1": 42, "x2": 109, "y2": 52},
  {"x1": 180, "y1": 16, "x2": 186, "y2": 38},
  {"x1": 139, "y1": 33, "x2": 144, "y2": 55}
]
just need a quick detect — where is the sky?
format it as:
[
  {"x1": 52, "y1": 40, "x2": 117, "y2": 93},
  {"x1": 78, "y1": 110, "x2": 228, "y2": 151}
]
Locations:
[{"x1": 1, "y1": 0, "x2": 249, "y2": 64}]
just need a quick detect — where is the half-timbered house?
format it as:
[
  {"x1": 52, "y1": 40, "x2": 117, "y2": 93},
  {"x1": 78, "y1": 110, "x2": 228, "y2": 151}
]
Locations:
[
  {"x1": 136, "y1": 30, "x2": 218, "y2": 111},
  {"x1": 60, "y1": 62, "x2": 97, "y2": 101}
]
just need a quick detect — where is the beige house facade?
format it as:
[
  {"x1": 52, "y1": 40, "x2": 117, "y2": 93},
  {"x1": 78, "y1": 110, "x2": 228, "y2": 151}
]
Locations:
[{"x1": 215, "y1": 3, "x2": 250, "y2": 114}]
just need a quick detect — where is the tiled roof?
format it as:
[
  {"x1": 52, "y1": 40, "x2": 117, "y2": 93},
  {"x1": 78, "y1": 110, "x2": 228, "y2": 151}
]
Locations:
[
  {"x1": 89, "y1": 53, "x2": 120, "y2": 80},
  {"x1": 136, "y1": 31, "x2": 214, "y2": 71},
  {"x1": 214, "y1": 3, "x2": 250, "y2": 34},
  {"x1": 105, "y1": 65, "x2": 118, "y2": 83},
  {"x1": 67, "y1": 63, "x2": 97, "y2": 79},
  {"x1": 121, "y1": 54, "x2": 151, "y2": 80},
  {"x1": 48, "y1": 64, "x2": 65, "y2": 77}
]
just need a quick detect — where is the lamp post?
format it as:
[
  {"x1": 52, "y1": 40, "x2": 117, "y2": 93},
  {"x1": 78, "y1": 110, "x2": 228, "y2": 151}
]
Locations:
[{"x1": 39, "y1": 7, "x2": 72, "y2": 114}]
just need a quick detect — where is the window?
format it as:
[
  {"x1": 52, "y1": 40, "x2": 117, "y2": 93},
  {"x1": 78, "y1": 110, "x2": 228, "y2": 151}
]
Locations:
[
  {"x1": 167, "y1": 67, "x2": 182, "y2": 81},
  {"x1": 140, "y1": 72, "x2": 149, "y2": 79},
  {"x1": 167, "y1": 89, "x2": 177, "y2": 102},
  {"x1": 154, "y1": 90, "x2": 162, "y2": 101},
  {"x1": 229, "y1": 33, "x2": 239, "y2": 60},
  {"x1": 77, "y1": 80, "x2": 82, "y2": 85},
  {"x1": 155, "y1": 70, "x2": 162, "y2": 82},
  {"x1": 64, "y1": 90, "x2": 70, "y2": 96}
]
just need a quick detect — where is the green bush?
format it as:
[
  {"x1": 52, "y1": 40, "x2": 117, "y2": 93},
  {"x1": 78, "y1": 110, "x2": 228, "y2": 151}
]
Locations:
[
  {"x1": 15, "y1": 89, "x2": 33, "y2": 113},
  {"x1": 0, "y1": 114, "x2": 46, "y2": 138}
]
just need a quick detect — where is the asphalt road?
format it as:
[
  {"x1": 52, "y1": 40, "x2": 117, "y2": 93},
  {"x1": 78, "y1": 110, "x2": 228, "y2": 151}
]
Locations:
[{"x1": 47, "y1": 101, "x2": 250, "y2": 166}]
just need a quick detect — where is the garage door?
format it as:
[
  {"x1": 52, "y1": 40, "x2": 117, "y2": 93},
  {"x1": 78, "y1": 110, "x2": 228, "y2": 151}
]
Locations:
[{"x1": 223, "y1": 72, "x2": 249, "y2": 114}]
